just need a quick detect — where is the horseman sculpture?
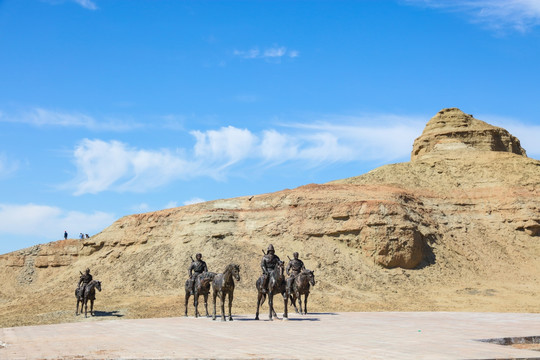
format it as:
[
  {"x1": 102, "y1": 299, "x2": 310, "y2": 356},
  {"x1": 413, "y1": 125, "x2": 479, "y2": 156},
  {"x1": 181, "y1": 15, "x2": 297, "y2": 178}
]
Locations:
[
  {"x1": 187, "y1": 253, "x2": 208, "y2": 295},
  {"x1": 286, "y1": 252, "x2": 305, "y2": 295},
  {"x1": 260, "y1": 244, "x2": 281, "y2": 294},
  {"x1": 77, "y1": 268, "x2": 92, "y2": 299}
]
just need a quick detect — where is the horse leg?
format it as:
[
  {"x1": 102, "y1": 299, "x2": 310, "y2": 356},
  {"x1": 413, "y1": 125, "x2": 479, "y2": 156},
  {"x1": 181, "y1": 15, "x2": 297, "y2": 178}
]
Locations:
[
  {"x1": 304, "y1": 292, "x2": 309, "y2": 315},
  {"x1": 184, "y1": 291, "x2": 190, "y2": 317},
  {"x1": 194, "y1": 292, "x2": 199, "y2": 318},
  {"x1": 283, "y1": 292, "x2": 288, "y2": 319},
  {"x1": 290, "y1": 293, "x2": 299, "y2": 314},
  {"x1": 212, "y1": 290, "x2": 217, "y2": 321},
  {"x1": 268, "y1": 293, "x2": 274, "y2": 321},
  {"x1": 220, "y1": 293, "x2": 226, "y2": 321},
  {"x1": 84, "y1": 298, "x2": 88, "y2": 318},
  {"x1": 204, "y1": 293, "x2": 210, "y2": 317},
  {"x1": 228, "y1": 291, "x2": 234, "y2": 321},
  {"x1": 90, "y1": 299, "x2": 94, "y2": 316},
  {"x1": 255, "y1": 292, "x2": 262, "y2": 320}
]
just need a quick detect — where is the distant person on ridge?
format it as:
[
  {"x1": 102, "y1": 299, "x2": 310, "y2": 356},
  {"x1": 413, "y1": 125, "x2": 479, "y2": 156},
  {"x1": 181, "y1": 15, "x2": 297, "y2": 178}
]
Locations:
[
  {"x1": 260, "y1": 244, "x2": 281, "y2": 294},
  {"x1": 286, "y1": 252, "x2": 305, "y2": 295},
  {"x1": 64, "y1": 230, "x2": 68, "y2": 240},
  {"x1": 187, "y1": 253, "x2": 208, "y2": 295}
]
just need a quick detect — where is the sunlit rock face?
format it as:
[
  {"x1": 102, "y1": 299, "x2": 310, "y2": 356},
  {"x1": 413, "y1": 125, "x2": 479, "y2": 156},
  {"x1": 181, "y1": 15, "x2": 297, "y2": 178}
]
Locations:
[{"x1": 411, "y1": 108, "x2": 526, "y2": 161}]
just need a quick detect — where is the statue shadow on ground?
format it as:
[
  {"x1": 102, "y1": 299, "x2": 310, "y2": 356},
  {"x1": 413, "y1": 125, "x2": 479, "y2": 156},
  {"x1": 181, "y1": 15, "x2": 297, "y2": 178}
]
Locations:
[
  {"x1": 304, "y1": 312, "x2": 338, "y2": 316},
  {"x1": 92, "y1": 310, "x2": 124, "y2": 318},
  {"x1": 233, "y1": 313, "x2": 334, "y2": 322}
]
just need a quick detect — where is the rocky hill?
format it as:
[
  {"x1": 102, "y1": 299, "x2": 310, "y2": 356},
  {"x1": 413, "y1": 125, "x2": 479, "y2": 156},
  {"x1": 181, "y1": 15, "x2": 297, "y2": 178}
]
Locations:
[{"x1": 1, "y1": 108, "x2": 539, "y2": 327}]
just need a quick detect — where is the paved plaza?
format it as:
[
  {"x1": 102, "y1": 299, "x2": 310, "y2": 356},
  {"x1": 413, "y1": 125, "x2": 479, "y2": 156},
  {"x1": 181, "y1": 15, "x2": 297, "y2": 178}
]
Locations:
[{"x1": 1, "y1": 312, "x2": 540, "y2": 359}]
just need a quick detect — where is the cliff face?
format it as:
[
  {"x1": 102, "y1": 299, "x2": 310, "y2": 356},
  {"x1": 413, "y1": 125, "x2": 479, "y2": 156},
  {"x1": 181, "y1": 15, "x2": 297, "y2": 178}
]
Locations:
[
  {"x1": 1, "y1": 108, "x2": 539, "y2": 327},
  {"x1": 411, "y1": 108, "x2": 526, "y2": 160}
]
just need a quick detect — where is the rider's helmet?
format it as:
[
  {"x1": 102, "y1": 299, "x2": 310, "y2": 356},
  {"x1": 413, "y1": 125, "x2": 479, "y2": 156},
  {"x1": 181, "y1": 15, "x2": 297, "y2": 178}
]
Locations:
[
  {"x1": 85, "y1": 268, "x2": 90, "y2": 274},
  {"x1": 267, "y1": 244, "x2": 275, "y2": 254},
  {"x1": 293, "y1": 252, "x2": 299, "y2": 259},
  {"x1": 196, "y1": 253, "x2": 202, "y2": 260}
]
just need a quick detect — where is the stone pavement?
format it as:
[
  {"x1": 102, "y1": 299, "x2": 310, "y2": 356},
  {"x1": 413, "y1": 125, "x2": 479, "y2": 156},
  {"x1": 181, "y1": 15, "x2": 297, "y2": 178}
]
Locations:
[{"x1": 1, "y1": 312, "x2": 540, "y2": 359}]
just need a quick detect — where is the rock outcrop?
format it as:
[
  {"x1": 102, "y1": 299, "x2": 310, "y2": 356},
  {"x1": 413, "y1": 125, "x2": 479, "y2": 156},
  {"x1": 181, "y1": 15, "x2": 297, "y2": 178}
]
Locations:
[{"x1": 411, "y1": 108, "x2": 526, "y2": 160}]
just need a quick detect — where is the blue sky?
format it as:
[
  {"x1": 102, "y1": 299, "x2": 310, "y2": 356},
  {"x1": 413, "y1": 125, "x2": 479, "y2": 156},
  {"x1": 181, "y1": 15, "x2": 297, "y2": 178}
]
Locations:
[{"x1": 1, "y1": 0, "x2": 540, "y2": 255}]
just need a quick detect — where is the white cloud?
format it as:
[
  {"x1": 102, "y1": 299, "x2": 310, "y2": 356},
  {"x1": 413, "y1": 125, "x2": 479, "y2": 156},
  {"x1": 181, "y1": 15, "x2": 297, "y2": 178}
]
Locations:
[
  {"x1": 69, "y1": 115, "x2": 426, "y2": 194},
  {"x1": 164, "y1": 201, "x2": 179, "y2": 209},
  {"x1": 191, "y1": 126, "x2": 258, "y2": 169},
  {"x1": 234, "y1": 46, "x2": 299, "y2": 60},
  {"x1": 131, "y1": 203, "x2": 150, "y2": 213},
  {"x1": 260, "y1": 130, "x2": 299, "y2": 163},
  {"x1": 406, "y1": 0, "x2": 540, "y2": 31},
  {"x1": 264, "y1": 47, "x2": 287, "y2": 58},
  {"x1": 183, "y1": 198, "x2": 205, "y2": 206},
  {"x1": 72, "y1": 139, "x2": 194, "y2": 194},
  {"x1": 73, "y1": 0, "x2": 98, "y2": 10},
  {"x1": 0, "y1": 153, "x2": 19, "y2": 178},
  {"x1": 0, "y1": 203, "x2": 115, "y2": 240},
  {"x1": 0, "y1": 108, "x2": 141, "y2": 131},
  {"x1": 288, "y1": 50, "x2": 300, "y2": 58},
  {"x1": 233, "y1": 48, "x2": 260, "y2": 59}
]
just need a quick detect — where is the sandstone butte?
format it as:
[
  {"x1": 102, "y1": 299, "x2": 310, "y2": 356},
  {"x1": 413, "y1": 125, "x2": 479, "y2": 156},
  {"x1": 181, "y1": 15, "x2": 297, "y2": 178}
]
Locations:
[{"x1": 1, "y1": 108, "x2": 539, "y2": 328}]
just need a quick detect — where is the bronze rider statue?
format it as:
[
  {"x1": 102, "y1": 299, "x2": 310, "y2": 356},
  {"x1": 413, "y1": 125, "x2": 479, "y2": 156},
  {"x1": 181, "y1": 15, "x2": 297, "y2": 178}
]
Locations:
[
  {"x1": 77, "y1": 268, "x2": 93, "y2": 298},
  {"x1": 286, "y1": 252, "x2": 305, "y2": 295},
  {"x1": 260, "y1": 244, "x2": 281, "y2": 294},
  {"x1": 187, "y1": 253, "x2": 208, "y2": 295}
]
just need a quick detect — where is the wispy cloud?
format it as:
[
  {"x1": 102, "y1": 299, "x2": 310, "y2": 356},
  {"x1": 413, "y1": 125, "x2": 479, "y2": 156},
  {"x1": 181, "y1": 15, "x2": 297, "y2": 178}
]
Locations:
[
  {"x1": 71, "y1": 139, "x2": 195, "y2": 194},
  {"x1": 0, "y1": 153, "x2": 19, "y2": 178},
  {"x1": 68, "y1": 114, "x2": 426, "y2": 195},
  {"x1": 183, "y1": 198, "x2": 205, "y2": 206},
  {"x1": 0, "y1": 203, "x2": 115, "y2": 241},
  {"x1": 164, "y1": 201, "x2": 179, "y2": 208},
  {"x1": 73, "y1": 0, "x2": 97, "y2": 10},
  {"x1": 42, "y1": 0, "x2": 98, "y2": 10},
  {"x1": 234, "y1": 46, "x2": 299, "y2": 60},
  {"x1": 0, "y1": 108, "x2": 141, "y2": 131},
  {"x1": 405, "y1": 0, "x2": 540, "y2": 32}
]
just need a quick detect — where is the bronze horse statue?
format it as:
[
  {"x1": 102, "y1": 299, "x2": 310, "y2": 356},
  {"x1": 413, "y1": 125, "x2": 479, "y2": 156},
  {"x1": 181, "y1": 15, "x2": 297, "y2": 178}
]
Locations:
[
  {"x1": 212, "y1": 264, "x2": 240, "y2": 321},
  {"x1": 184, "y1": 271, "x2": 216, "y2": 317},
  {"x1": 289, "y1": 269, "x2": 315, "y2": 315},
  {"x1": 75, "y1": 280, "x2": 102, "y2": 318},
  {"x1": 255, "y1": 260, "x2": 288, "y2": 321}
]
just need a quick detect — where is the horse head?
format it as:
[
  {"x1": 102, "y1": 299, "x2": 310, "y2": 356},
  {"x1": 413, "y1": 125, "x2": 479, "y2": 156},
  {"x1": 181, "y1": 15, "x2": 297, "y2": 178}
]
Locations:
[
  {"x1": 302, "y1": 269, "x2": 315, "y2": 286},
  {"x1": 224, "y1": 264, "x2": 241, "y2": 282},
  {"x1": 94, "y1": 280, "x2": 102, "y2": 292},
  {"x1": 308, "y1": 270, "x2": 315, "y2": 286},
  {"x1": 232, "y1": 264, "x2": 240, "y2": 282}
]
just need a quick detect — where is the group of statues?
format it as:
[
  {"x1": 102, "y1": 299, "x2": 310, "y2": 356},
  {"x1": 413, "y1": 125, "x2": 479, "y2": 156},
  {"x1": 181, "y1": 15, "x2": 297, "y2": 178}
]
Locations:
[
  {"x1": 186, "y1": 244, "x2": 315, "y2": 321},
  {"x1": 187, "y1": 244, "x2": 305, "y2": 298},
  {"x1": 75, "y1": 243, "x2": 314, "y2": 321}
]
